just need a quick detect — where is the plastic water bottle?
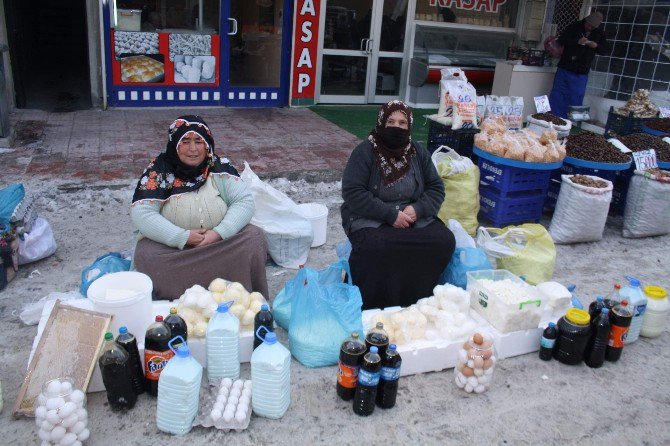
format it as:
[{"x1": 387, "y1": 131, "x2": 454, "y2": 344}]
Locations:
[
  {"x1": 206, "y1": 302, "x2": 240, "y2": 381},
  {"x1": 584, "y1": 308, "x2": 610, "y2": 369},
  {"x1": 538, "y1": 322, "x2": 558, "y2": 361},
  {"x1": 253, "y1": 304, "x2": 274, "y2": 349},
  {"x1": 251, "y1": 327, "x2": 291, "y2": 419},
  {"x1": 376, "y1": 344, "x2": 401, "y2": 409},
  {"x1": 619, "y1": 276, "x2": 647, "y2": 343},
  {"x1": 116, "y1": 326, "x2": 145, "y2": 395},
  {"x1": 156, "y1": 336, "x2": 203, "y2": 435},
  {"x1": 604, "y1": 284, "x2": 621, "y2": 309},
  {"x1": 98, "y1": 332, "x2": 137, "y2": 410},
  {"x1": 353, "y1": 346, "x2": 382, "y2": 416}
]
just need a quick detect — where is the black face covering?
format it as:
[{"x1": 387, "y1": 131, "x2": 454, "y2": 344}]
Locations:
[{"x1": 381, "y1": 126, "x2": 410, "y2": 151}]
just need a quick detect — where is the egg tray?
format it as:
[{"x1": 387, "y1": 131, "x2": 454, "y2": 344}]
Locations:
[{"x1": 193, "y1": 379, "x2": 252, "y2": 432}]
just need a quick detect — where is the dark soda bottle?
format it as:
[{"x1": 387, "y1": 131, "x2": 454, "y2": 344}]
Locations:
[
  {"x1": 604, "y1": 284, "x2": 622, "y2": 310},
  {"x1": 116, "y1": 326, "x2": 145, "y2": 395},
  {"x1": 588, "y1": 296, "x2": 605, "y2": 322},
  {"x1": 99, "y1": 332, "x2": 137, "y2": 410},
  {"x1": 353, "y1": 346, "x2": 381, "y2": 416},
  {"x1": 538, "y1": 322, "x2": 558, "y2": 361},
  {"x1": 585, "y1": 308, "x2": 610, "y2": 368},
  {"x1": 605, "y1": 300, "x2": 633, "y2": 362},
  {"x1": 144, "y1": 315, "x2": 173, "y2": 396},
  {"x1": 253, "y1": 304, "x2": 274, "y2": 349},
  {"x1": 165, "y1": 307, "x2": 187, "y2": 345},
  {"x1": 365, "y1": 322, "x2": 389, "y2": 361},
  {"x1": 376, "y1": 344, "x2": 401, "y2": 409},
  {"x1": 336, "y1": 332, "x2": 366, "y2": 401}
]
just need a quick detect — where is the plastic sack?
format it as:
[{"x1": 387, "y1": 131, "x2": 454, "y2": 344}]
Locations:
[
  {"x1": 19, "y1": 290, "x2": 83, "y2": 325},
  {"x1": 287, "y1": 259, "x2": 363, "y2": 367},
  {"x1": 449, "y1": 81, "x2": 478, "y2": 130},
  {"x1": 335, "y1": 239, "x2": 352, "y2": 260},
  {"x1": 240, "y1": 162, "x2": 313, "y2": 269},
  {"x1": 18, "y1": 217, "x2": 57, "y2": 265},
  {"x1": 440, "y1": 247, "x2": 493, "y2": 289},
  {"x1": 544, "y1": 35, "x2": 564, "y2": 58},
  {"x1": 0, "y1": 184, "x2": 24, "y2": 235},
  {"x1": 447, "y1": 219, "x2": 476, "y2": 249},
  {"x1": 476, "y1": 224, "x2": 556, "y2": 285},
  {"x1": 438, "y1": 68, "x2": 467, "y2": 118},
  {"x1": 549, "y1": 175, "x2": 613, "y2": 244},
  {"x1": 80, "y1": 252, "x2": 131, "y2": 296},
  {"x1": 432, "y1": 147, "x2": 480, "y2": 235},
  {"x1": 623, "y1": 170, "x2": 670, "y2": 238}
]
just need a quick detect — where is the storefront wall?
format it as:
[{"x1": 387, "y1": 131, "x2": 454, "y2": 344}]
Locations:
[{"x1": 104, "y1": 0, "x2": 293, "y2": 107}]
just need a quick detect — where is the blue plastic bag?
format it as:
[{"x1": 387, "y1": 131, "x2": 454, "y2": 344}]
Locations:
[
  {"x1": 0, "y1": 184, "x2": 25, "y2": 235},
  {"x1": 80, "y1": 252, "x2": 131, "y2": 296},
  {"x1": 286, "y1": 259, "x2": 363, "y2": 368},
  {"x1": 440, "y1": 247, "x2": 492, "y2": 289}
]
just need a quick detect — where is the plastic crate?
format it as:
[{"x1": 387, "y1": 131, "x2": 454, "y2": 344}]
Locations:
[
  {"x1": 477, "y1": 155, "x2": 553, "y2": 194},
  {"x1": 506, "y1": 46, "x2": 526, "y2": 61},
  {"x1": 427, "y1": 120, "x2": 479, "y2": 159},
  {"x1": 522, "y1": 49, "x2": 546, "y2": 67},
  {"x1": 604, "y1": 106, "x2": 659, "y2": 138},
  {"x1": 641, "y1": 123, "x2": 670, "y2": 137},
  {"x1": 466, "y1": 269, "x2": 544, "y2": 333},
  {"x1": 479, "y1": 186, "x2": 545, "y2": 227}
]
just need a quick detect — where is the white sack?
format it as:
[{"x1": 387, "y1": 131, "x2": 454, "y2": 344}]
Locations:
[{"x1": 623, "y1": 170, "x2": 670, "y2": 238}]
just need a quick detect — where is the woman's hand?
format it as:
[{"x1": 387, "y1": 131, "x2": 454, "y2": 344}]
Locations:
[
  {"x1": 586, "y1": 40, "x2": 597, "y2": 49},
  {"x1": 393, "y1": 210, "x2": 414, "y2": 228},
  {"x1": 403, "y1": 205, "x2": 417, "y2": 223},
  {"x1": 186, "y1": 229, "x2": 207, "y2": 247},
  {"x1": 196, "y1": 229, "x2": 222, "y2": 247}
]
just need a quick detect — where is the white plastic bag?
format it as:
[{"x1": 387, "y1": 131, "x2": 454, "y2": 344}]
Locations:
[
  {"x1": 18, "y1": 217, "x2": 57, "y2": 265},
  {"x1": 447, "y1": 219, "x2": 476, "y2": 249},
  {"x1": 19, "y1": 290, "x2": 83, "y2": 325},
  {"x1": 240, "y1": 162, "x2": 313, "y2": 268},
  {"x1": 438, "y1": 68, "x2": 467, "y2": 118},
  {"x1": 449, "y1": 81, "x2": 478, "y2": 130},
  {"x1": 623, "y1": 170, "x2": 670, "y2": 238},
  {"x1": 549, "y1": 175, "x2": 613, "y2": 244},
  {"x1": 526, "y1": 114, "x2": 572, "y2": 138}
]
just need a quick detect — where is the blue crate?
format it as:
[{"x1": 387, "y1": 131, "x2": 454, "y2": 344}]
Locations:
[
  {"x1": 604, "y1": 106, "x2": 658, "y2": 138},
  {"x1": 427, "y1": 120, "x2": 479, "y2": 159},
  {"x1": 479, "y1": 186, "x2": 546, "y2": 227},
  {"x1": 474, "y1": 147, "x2": 559, "y2": 194},
  {"x1": 641, "y1": 124, "x2": 669, "y2": 137},
  {"x1": 611, "y1": 167, "x2": 634, "y2": 215},
  {"x1": 544, "y1": 179, "x2": 561, "y2": 211}
]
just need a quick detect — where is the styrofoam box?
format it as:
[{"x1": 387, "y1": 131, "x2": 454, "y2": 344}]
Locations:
[
  {"x1": 30, "y1": 299, "x2": 255, "y2": 393},
  {"x1": 362, "y1": 308, "x2": 548, "y2": 377}
]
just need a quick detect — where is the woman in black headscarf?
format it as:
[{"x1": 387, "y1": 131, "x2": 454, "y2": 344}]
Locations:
[
  {"x1": 131, "y1": 115, "x2": 268, "y2": 300},
  {"x1": 341, "y1": 100, "x2": 455, "y2": 310}
]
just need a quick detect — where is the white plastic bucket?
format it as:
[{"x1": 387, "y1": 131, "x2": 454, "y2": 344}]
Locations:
[
  {"x1": 296, "y1": 203, "x2": 328, "y2": 247},
  {"x1": 87, "y1": 271, "x2": 153, "y2": 339}
]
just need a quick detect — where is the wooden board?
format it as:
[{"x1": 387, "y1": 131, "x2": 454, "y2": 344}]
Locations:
[{"x1": 13, "y1": 300, "x2": 112, "y2": 417}]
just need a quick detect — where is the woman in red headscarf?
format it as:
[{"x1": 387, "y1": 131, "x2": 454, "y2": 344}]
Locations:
[{"x1": 341, "y1": 101, "x2": 455, "y2": 310}]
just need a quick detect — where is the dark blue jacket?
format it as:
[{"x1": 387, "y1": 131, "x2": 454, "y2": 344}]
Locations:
[{"x1": 558, "y1": 19, "x2": 609, "y2": 75}]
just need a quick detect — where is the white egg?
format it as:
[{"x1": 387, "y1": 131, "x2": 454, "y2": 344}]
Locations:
[
  {"x1": 60, "y1": 381, "x2": 73, "y2": 394},
  {"x1": 41, "y1": 419, "x2": 55, "y2": 431},
  {"x1": 76, "y1": 408, "x2": 88, "y2": 421},
  {"x1": 234, "y1": 411, "x2": 246, "y2": 423},
  {"x1": 237, "y1": 401, "x2": 248, "y2": 412},
  {"x1": 218, "y1": 386, "x2": 229, "y2": 396},
  {"x1": 455, "y1": 377, "x2": 465, "y2": 388},
  {"x1": 35, "y1": 406, "x2": 48, "y2": 420},
  {"x1": 38, "y1": 394, "x2": 48, "y2": 406},
  {"x1": 47, "y1": 380, "x2": 62, "y2": 395},
  {"x1": 222, "y1": 410, "x2": 234, "y2": 422},
  {"x1": 38, "y1": 429, "x2": 51, "y2": 441},
  {"x1": 59, "y1": 432, "x2": 78, "y2": 445},
  {"x1": 464, "y1": 383, "x2": 474, "y2": 393},
  {"x1": 474, "y1": 368, "x2": 484, "y2": 377},
  {"x1": 484, "y1": 368, "x2": 494, "y2": 376},
  {"x1": 227, "y1": 395, "x2": 238, "y2": 406},
  {"x1": 46, "y1": 410, "x2": 61, "y2": 425},
  {"x1": 58, "y1": 401, "x2": 77, "y2": 419},
  {"x1": 221, "y1": 378, "x2": 233, "y2": 389},
  {"x1": 77, "y1": 429, "x2": 90, "y2": 442},
  {"x1": 243, "y1": 381, "x2": 252, "y2": 390},
  {"x1": 47, "y1": 397, "x2": 66, "y2": 410},
  {"x1": 466, "y1": 376, "x2": 478, "y2": 387},
  {"x1": 69, "y1": 390, "x2": 85, "y2": 405},
  {"x1": 213, "y1": 401, "x2": 224, "y2": 412},
  {"x1": 230, "y1": 388, "x2": 241, "y2": 398},
  {"x1": 62, "y1": 413, "x2": 79, "y2": 428},
  {"x1": 71, "y1": 421, "x2": 87, "y2": 435},
  {"x1": 474, "y1": 385, "x2": 486, "y2": 394},
  {"x1": 233, "y1": 380, "x2": 244, "y2": 389},
  {"x1": 478, "y1": 375, "x2": 491, "y2": 385},
  {"x1": 241, "y1": 388, "x2": 251, "y2": 398},
  {"x1": 51, "y1": 426, "x2": 67, "y2": 442},
  {"x1": 210, "y1": 409, "x2": 222, "y2": 421}
]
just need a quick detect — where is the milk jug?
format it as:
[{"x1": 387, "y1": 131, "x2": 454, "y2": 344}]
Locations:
[
  {"x1": 206, "y1": 302, "x2": 240, "y2": 381},
  {"x1": 620, "y1": 276, "x2": 646, "y2": 343},
  {"x1": 156, "y1": 336, "x2": 203, "y2": 435},
  {"x1": 640, "y1": 286, "x2": 668, "y2": 338},
  {"x1": 251, "y1": 327, "x2": 291, "y2": 419}
]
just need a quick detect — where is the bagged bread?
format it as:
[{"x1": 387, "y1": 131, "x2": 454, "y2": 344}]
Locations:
[
  {"x1": 449, "y1": 82, "x2": 478, "y2": 130},
  {"x1": 438, "y1": 68, "x2": 467, "y2": 118}
]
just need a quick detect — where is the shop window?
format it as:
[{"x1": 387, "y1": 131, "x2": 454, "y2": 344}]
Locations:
[
  {"x1": 414, "y1": 0, "x2": 520, "y2": 28},
  {"x1": 114, "y1": 0, "x2": 220, "y2": 34}
]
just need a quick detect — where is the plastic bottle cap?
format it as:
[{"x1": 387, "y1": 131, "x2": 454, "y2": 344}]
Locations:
[
  {"x1": 621, "y1": 300, "x2": 628, "y2": 306},
  {"x1": 389, "y1": 344, "x2": 397, "y2": 350},
  {"x1": 644, "y1": 285, "x2": 667, "y2": 300},
  {"x1": 104, "y1": 332, "x2": 113, "y2": 340},
  {"x1": 548, "y1": 322, "x2": 556, "y2": 327},
  {"x1": 261, "y1": 304, "x2": 269, "y2": 311},
  {"x1": 119, "y1": 326, "x2": 128, "y2": 334},
  {"x1": 614, "y1": 284, "x2": 621, "y2": 290},
  {"x1": 370, "y1": 346, "x2": 378, "y2": 353},
  {"x1": 176, "y1": 344, "x2": 190, "y2": 357},
  {"x1": 596, "y1": 296, "x2": 603, "y2": 302},
  {"x1": 155, "y1": 315, "x2": 163, "y2": 322},
  {"x1": 602, "y1": 308, "x2": 609, "y2": 314},
  {"x1": 264, "y1": 332, "x2": 277, "y2": 344},
  {"x1": 217, "y1": 303, "x2": 229, "y2": 313},
  {"x1": 170, "y1": 307, "x2": 177, "y2": 314},
  {"x1": 376, "y1": 322, "x2": 384, "y2": 329},
  {"x1": 627, "y1": 277, "x2": 641, "y2": 287},
  {"x1": 565, "y1": 308, "x2": 590, "y2": 325}
]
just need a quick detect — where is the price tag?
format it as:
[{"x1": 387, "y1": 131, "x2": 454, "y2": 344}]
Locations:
[
  {"x1": 633, "y1": 149, "x2": 658, "y2": 171},
  {"x1": 534, "y1": 95, "x2": 551, "y2": 113},
  {"x1": 659, "y1": 107, "x2": 670, "y2": 118}
]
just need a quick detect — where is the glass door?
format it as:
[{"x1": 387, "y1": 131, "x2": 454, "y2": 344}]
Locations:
[{"x1": 318, "y1": 0, "x2": 376, "y2": 104}]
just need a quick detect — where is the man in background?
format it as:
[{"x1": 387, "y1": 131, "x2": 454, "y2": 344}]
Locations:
[{"x1": 549, "y1": 11, "x2": 610, "y2": 118}]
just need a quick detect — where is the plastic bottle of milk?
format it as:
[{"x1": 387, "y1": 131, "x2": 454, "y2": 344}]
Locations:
[
  {"x1": 640, "y1": 286, "x2": 669, "y2": 338},
  {"x1": 206, "y1": 302, "x2": 240, "y2": 381},
  {"x1": 156, "y1": 337, "x2": 203, "y2": 435},
  {"x1": 619, "y1": 276, "x2": 647, "y2": 343},
  {"x1": 251, "y1": 327, "x2": 291, "y2": 419}
]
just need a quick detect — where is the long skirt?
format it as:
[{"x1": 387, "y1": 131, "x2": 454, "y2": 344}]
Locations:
[
  {"x1": 134, "y1": 224, "x2": 269, "y2": 300},
  {"x1": 348, "y1": 220, "x2": 456, "y2": 310}
]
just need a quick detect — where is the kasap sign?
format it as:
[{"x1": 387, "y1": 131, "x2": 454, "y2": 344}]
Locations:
[
  {"x1": 429, "y1": 0, "x2": 508, "y2": 13},
  {"x1": 292, "y1": 0, "x2": 320, "y2": 104}
]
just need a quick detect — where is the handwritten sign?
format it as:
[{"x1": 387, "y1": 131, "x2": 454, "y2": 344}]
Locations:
[
  {"x1": 534, "y1": 95, "x2": 551, "y2": 113},
  {"x1": 633, "y1": 149, "x2": 658, "y2": 171},
  {"x1": 659, "y1": 107, "x2": 670, "y2": 118}
]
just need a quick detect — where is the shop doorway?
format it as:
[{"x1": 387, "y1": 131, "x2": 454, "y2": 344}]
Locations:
[
  {"x1": 317, "y1": 0, "x2": 408, "y2": 104},
  {"x1": 4, "y1": 0, "x2": 91, "y2": 111}
]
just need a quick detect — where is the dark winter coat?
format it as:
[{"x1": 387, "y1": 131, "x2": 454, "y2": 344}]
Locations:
[{"x1": 558, "y1": 19, "x2": 609, "y2": 75}]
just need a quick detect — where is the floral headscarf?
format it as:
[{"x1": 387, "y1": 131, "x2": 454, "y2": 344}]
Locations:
[
  {"x1": 132, "y1": 115, "x2": 239, "y2": 204},
  {"x1": 369, "y1": 100, "x2": 415, "y2": 185}
]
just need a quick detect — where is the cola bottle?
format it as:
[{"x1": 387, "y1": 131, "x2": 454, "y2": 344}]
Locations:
[
  {"x1": 604, "y1": 284, "x2": 622, "y2": 309},
  {"x1": 538, "y1": 322, "x2": 558, "y2": 361},
  {"x1": 588, "y1": 296, "x2": 605, "y2": 322},
  {"x1": 253, "y1": 304, "x2": 274, "y2": 349},
  {"x1": 585, "y1": 308, "x2": 610, "y2": 368},
  {"x1": 116, "y1": 326, "x2": 145, "y2": 394},
  {"x1": 165, "y1": 307, "x2": 187, "y2": 345},
  {"x1": 605, "y1": 300, "x2": 633, "y2": 362},
  {"x1": 352, "y1": 346, "x2": 381, "y2": 416},
  {"x1": 376, "y1": 344, "x2": 401, "y2": 409},
  {"x1": 99, "y1": 332, "x2": 137, "y2": 410},
  {"x1": 144, "y1": 315, "x2": 173, "y2": 396},
  {"x1": 365, "y1": 322, "x2": 389, "y2": 360},
  {"x1": 336, "y1": 332, "x2": 366, "y2": 401}
]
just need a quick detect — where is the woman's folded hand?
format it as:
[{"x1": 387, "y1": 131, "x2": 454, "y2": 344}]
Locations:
[
  {"x1": 196, "y1": 229, "x2": 223, "y2": 247},
  {"x1": 186, "y1": 228, "x2": 207, "y2": 247}
]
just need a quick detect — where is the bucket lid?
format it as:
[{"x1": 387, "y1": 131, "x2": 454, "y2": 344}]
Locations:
[
  {"x1": 644, "y1": 285, "x2": 667, "y2": 300},
  {"x1": 565, "y1": 308, "x2": 590, "y2": 325},
  {"x1": 104, "y1": 332, "x2": 113, "y2": 340}
]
